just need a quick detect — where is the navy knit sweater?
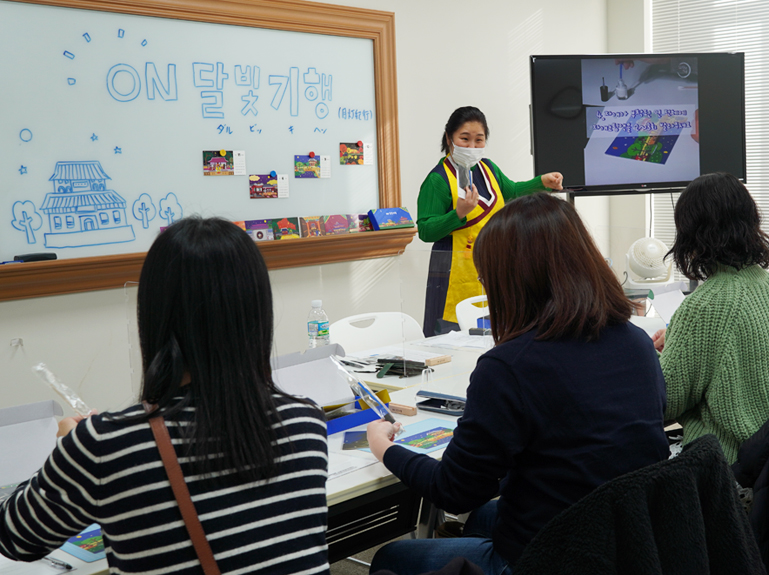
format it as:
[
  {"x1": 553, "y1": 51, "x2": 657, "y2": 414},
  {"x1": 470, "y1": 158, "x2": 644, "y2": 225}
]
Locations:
[{"x1": 383, "y1": 323, "x2": 669, "y2": 564}]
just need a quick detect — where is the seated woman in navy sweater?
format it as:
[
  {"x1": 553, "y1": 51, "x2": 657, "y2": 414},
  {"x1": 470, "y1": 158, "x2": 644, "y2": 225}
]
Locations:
[{"x1": 367, "y1": 193, "x2": 669, "y2": 575}]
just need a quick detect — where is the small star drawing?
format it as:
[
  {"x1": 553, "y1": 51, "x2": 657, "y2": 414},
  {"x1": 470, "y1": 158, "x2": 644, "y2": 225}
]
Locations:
[
  {"x1": 91, "y1": 133, "x2": 98, "y2": 141},
  {"x1": 19, "y1": 165, "x2": 27, "y2": 175},
  {"x1": 114, "y1": 146, "x2": 122, "y2": 154}
]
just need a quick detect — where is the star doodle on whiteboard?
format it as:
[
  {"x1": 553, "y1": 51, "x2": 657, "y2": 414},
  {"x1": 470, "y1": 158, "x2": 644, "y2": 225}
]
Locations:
[
  {"x1": 19, "y1": 165, "x2": 27, "y2": 175},
  {"x1": 114, "y1": 146, "x2": 122, "y2": 154}
]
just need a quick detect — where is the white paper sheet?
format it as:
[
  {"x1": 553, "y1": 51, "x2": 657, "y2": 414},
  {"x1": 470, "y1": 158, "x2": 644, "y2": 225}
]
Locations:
[
  {"x1": 650, "y1": 289, "x2": 686, "y2": 324},
  {"x1": 327, "y1": 450, "x2": 377, "y2": 481},
  {"x1": 272, "y1": 357, "x2": 355, "y2": 407}
]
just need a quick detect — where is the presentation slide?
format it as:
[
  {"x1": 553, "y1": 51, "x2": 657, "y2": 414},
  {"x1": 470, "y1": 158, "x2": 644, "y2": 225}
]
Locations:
[{"x1": 581, "y1": 58, "x2": 699, "y2": 187}]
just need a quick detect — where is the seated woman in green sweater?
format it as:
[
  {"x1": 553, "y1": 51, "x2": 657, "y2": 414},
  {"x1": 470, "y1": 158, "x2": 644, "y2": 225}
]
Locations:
[{"x1": 653, "y1": 172, "x2": 769, "y2": 463}]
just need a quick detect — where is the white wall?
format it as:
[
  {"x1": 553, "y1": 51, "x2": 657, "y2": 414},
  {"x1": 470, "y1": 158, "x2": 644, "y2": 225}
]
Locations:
[{"x1": 0, "y1": 0, "x2": 610, "y2": 413}]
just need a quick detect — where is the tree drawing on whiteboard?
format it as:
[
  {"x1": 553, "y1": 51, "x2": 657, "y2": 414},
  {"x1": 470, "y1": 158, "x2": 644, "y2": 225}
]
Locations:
[
  {"x1": 132, "y1": 194, "x2": 157, "y2": 229},
  {"x1": 11, "y1": 201, "x2": 43, "y2": 244},
  {"x1": 159, "y1": 193, "x2": 183, "y2": 225}
]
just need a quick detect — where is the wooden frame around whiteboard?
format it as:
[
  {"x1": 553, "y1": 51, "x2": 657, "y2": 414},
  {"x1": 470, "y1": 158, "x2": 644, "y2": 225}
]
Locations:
[{"x1": 0, "y1": 0, "x2": 412, "y2": 302}]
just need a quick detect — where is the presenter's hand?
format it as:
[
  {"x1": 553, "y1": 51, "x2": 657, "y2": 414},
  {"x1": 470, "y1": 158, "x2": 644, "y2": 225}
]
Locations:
[
  {"x1": 57, "y1": 411, "x2": 98, "y2": 437},
  {"x1": 542, "y1": 172, "x2": 564, "y2": 191},
  {"x1": 367, "y1": 419, "x2": 402, "y2": 461},
  {"x1": 456, "y1": 185, "x2": 479, "y2": 220},
  {"x1": 652, "y1": 328, "x2": 666, "y2": 352}
]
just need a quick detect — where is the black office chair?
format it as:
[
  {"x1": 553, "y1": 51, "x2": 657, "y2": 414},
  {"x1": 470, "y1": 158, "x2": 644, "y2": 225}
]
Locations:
[{"x1": 513, "y1": 434, "x2": 766, "y2": 575}]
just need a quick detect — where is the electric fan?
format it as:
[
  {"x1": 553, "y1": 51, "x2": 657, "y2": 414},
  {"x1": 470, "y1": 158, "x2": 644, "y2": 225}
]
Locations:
[{"x1": 625, "y1": 237, "x2": 672, "y2": 289}]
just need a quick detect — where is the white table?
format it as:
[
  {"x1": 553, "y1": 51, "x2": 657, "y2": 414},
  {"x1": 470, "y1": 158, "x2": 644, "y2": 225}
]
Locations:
[
  {"x1": 325, "y1": 335, "x2": 488, "y2": 561},
  {"x1": 0, "y1": 549, "x2": 107, "y2": 575}
]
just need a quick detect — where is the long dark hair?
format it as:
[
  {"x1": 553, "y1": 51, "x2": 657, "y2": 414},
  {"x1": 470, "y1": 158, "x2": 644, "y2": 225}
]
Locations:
[
  {"x1": 136, "y1": 216, "x2": 282, "y2": 481},
  {"x1": 669, "y1": 172, "x2": 769, "y2": 281},
  {"x1": 441, "y1": 106, "x2": 489, "y2": 154},
  {"x1": 474, "y1": 193, "x2": 632, "y2": 343}
]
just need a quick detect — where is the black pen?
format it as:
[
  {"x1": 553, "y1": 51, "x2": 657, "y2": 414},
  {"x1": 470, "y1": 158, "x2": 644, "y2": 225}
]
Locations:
[{"x1": 42, "y1": 556, "x2": 73, "y2": 570}]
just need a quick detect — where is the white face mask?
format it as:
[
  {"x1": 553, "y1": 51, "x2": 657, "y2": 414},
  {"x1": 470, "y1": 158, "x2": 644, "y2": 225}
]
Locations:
[{"x1": 451, "y1": 144, "x2": 485, "y2": 169}]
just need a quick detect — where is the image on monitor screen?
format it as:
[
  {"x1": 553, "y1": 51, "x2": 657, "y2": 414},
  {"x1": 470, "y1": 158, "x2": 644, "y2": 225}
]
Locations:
[
  {"x1": 581, "y1": 57, "x2": 699, "y2": 187},
  {"x1": 530, "y1": 53, "x2": 745, "y2": 194}
]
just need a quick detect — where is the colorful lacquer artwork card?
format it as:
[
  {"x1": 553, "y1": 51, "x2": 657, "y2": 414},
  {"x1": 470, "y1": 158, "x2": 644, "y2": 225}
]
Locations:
[
  {"x1": 294, "y1": 155, "x2": 320, "y2": 178},
  {"x1": 269, "y1": 217, "x2": 301, "y2": 239},
  {"x1": 203, "y1": 150, "x2": 235, "y2": 175},
  {"x1": 61, "y1": 524, "x2": 105, "y2": 562},
  {"x1": 249, "y1": 174, "x2": 279, "y2": 198},
  {"x1": 340, "y1": 142, "x2": 364, "y2": 165},
  {"x1": 300, "y1": 216, "x2": 325, "y2": 238},
  {"x1": 358, "y1": 418, "x2": 458, "y2": 455}
]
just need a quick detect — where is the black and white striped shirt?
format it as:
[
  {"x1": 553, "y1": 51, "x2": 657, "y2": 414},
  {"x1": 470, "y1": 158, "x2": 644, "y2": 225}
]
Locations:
[{"x1": 0, "y1": 395, "x2": 329, "y2": 575}]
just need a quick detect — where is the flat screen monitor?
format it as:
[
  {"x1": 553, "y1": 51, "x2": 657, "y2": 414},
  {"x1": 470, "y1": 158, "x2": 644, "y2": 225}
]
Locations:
[{"x1": 530, "y1": 53, "x2": 746, "y2": 195}]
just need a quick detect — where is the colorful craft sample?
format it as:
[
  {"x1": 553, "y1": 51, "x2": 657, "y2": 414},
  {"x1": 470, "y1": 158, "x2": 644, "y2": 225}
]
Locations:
[
  {"x1": 269, "y1": 217, "x2": 301, "y2": 240},
  {"x1": 340, "y1": 142, "x2": 364, "y2": 165},
  {"x1": 294, "y1": 155, "x2": 320, "y2": 178},
  {"x1": 245, "y1": 219, "x2": 274, "y2": 241},
  {"x1": 395, "y1": 427, "x2": 454, "y2": 450},
  {"x1": 605, "y1": 135, "x2": 677, "y2": 164},
  {"x1": 249, "y1": 174, "x2": 279, "y2": 198},
  {"x1": 202, "y1": 150, "x2": 235, "y2": 175},
  {"x1": 348, "y1": 214, "x2": 372, "y2": 233},
  {"x1": 323, "y1": 214, "x2": 352, "y2": 235},
  {"x1": 300, "y1": 216, "x2": 325, "y2": 238}
]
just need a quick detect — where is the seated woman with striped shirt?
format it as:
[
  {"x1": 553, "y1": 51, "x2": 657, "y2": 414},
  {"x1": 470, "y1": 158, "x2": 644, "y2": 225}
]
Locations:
[{"x1": 0, "y1": 217, "x2": 330, "y2": 575}]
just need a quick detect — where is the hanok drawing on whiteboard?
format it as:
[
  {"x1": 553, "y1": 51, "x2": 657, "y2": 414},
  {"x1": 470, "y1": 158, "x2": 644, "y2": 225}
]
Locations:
[{"x1": 40, "y1": 161, "x2": 135, "y2": 249}]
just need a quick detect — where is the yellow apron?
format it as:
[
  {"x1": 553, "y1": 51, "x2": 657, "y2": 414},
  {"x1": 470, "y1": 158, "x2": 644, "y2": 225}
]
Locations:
[{"x1": 442, "y1": 159, "x2": 505, "y2": 324}]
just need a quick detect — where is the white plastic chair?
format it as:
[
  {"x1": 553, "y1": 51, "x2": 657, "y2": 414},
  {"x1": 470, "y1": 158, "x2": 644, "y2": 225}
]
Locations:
[
  {"x1": 329, "y1": 312, "x2": 423, "y2": 354},
  {"x1": 455, "y1": 295, "x2": 489, "y2": 331}
]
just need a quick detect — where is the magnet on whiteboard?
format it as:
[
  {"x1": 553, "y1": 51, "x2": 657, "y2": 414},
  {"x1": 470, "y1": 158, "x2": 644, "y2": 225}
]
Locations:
[
  {"x1": 270, "y1": 170, "x2": 277, "y2": 178},
  {"x1": 357, "y1": 141, "x2": 363, "y2": 147},
  {"x1": 309, "y1": 151, "x2": 316, "y2": 158}
]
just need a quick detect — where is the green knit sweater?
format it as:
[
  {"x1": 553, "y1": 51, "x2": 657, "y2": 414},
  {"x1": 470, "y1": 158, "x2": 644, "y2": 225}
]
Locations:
[
  {"x1": 661, "y1": 264, "x2": 769, "y2": 463},
  {"x1": 416, "y1": 159, "x2": 545, "y2": 243}
]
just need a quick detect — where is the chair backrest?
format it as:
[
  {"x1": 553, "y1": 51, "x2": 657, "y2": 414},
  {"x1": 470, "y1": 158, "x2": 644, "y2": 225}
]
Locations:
[
  {"x1": 328, "y1": 312, "x2": 423, "y2": 355},
  {"x1": 513, "y1": 434, "x2": 765, "y2": 575},
  {"x1": 455, "y1": 295, "x2": 488, "y2": 331}
]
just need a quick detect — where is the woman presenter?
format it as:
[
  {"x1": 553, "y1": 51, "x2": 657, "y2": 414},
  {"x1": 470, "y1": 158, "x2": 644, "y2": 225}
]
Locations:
[{"x1": 418, "y1": 106, "x2": 563, "y2": 336}]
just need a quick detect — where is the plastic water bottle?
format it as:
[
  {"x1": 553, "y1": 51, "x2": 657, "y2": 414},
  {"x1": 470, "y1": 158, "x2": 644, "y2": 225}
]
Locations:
[{"x1": 307, "y1": 300, "x2": 330, "y2": 348}]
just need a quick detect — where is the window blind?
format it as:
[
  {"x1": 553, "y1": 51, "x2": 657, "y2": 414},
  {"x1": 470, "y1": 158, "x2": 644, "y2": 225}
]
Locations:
[{"x1": 651, "y1": 0, "x2": 769, "y2": 270}]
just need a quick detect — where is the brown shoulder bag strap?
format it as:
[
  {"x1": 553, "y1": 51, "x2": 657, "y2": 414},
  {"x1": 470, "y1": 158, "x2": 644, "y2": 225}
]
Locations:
[{"x1": 144, "y1": 403, "x2": 222, "y2": 575}]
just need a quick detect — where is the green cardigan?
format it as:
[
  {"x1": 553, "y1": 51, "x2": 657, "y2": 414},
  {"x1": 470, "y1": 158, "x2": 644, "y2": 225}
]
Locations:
[
  {"x1": 661, "y1": 264, "x2": 769, "y2": 463},
  {"x1": 416, "y1": 159, "x2": 545, "y2": 243}
]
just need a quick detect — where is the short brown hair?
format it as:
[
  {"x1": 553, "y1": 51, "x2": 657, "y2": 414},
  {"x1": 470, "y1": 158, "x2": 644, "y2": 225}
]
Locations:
[{"x1": 474, "y1": 193, "x2": 632, "y2": 343}]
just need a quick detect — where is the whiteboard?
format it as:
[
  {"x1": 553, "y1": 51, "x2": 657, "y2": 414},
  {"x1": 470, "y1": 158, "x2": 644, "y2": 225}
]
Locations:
[{"x1": 0, "y1": 0, "x2": 380, "y2": 260}]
